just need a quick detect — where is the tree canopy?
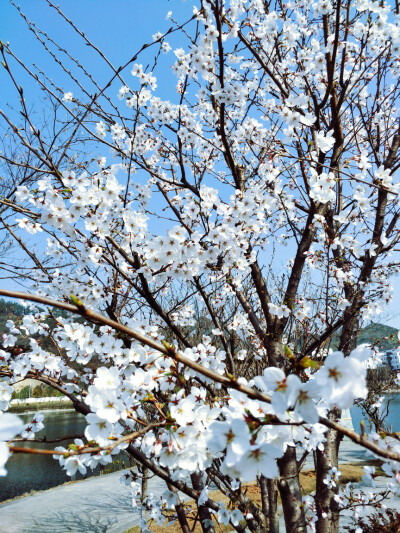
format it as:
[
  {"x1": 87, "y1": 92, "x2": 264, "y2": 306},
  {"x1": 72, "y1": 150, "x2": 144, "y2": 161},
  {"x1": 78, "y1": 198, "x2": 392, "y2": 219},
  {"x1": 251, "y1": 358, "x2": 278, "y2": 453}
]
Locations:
[{"x1": 0, "y1": 1, "x2": 400, "y2": 532}]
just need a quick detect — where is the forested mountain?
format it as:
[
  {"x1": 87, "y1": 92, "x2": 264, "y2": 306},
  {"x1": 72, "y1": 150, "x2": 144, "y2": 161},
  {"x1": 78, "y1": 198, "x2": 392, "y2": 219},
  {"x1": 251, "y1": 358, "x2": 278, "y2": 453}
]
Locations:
[
  {"x1": 357, "y1": 323, "x2": 399, "y2": 351},
  {"x1": 0, "y1": 298, "x2": 31, "y2": 333}
]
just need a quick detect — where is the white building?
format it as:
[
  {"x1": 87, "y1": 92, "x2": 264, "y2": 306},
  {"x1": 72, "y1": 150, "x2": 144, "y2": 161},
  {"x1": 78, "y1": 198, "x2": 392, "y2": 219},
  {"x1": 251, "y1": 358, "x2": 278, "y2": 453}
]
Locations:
[
  {"x1": 382, "y1": 349, "x2": 400, "y2": 371},
  {"x1": 361, "y1": 344, "x2": 400, "y2": 371}
]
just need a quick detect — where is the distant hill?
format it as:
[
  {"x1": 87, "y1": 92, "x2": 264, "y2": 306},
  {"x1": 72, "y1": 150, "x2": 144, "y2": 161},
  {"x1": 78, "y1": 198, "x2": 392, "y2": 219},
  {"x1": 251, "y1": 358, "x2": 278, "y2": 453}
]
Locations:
[
  {"x1": 356, "y1": 322, "x2": 399, "y2": 351},
  {"x1": 0, "y1": 298, "x2": 398, "y2": 352},
  {"x1": 311, "y1": 322, "x2": 399, "y2": 352},
  {"x1": 0, "y1": 298, "x2": 31, "y2": 335},
  {"x1": 0, "y1": 298, "x2": 58, "y2": 351}
]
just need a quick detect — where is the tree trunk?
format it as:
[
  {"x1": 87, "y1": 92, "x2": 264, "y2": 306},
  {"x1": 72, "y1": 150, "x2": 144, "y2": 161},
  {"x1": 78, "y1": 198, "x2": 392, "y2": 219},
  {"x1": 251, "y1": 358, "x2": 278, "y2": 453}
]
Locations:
[
  {"x1": 259, "y1": 474, "x2": 268, "y2": 519},
  {"x1": 315, "y1": 411, "x2": 341, "y2": 533},
  {"x1": 167, "y1": 483, "x2": 191, "y2": 533},
  {"x1": 257, "y1": 475, "x2": 276, "y2": 533},
  {"x1": 140, "y1": 466, "x2": 150, "y2": 532},
  {"x1": 141, "y1": 466, "x2": 149, "y2": 502},
  {"x1": 316, "y1": 306, "x2": 360, "y2": 533},
  {"x1": 260, "y1": 476, "x2": 280, "y2": 532},
  {"x1": 278, "y1": 446, "x2": 307, "y2": 533},
  {"x1": 267, "y1": 478, "x2": 280, "y2": 533},
  {"x1": 191, "y1": 472, "x2": 216, "y2": 533},
  {"x1": 265, "y1": 336, "x2": 285, "y2": 368}
]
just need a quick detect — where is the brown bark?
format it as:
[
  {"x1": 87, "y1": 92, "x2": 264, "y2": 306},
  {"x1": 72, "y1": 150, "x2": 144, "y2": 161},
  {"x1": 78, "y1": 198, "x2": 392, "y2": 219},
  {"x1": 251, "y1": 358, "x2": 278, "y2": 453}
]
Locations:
[
  {"x1": 278, "y1": 447, "x2": 307, "y2": 533},
  {"x1": 175, "y1": 500, "x2": 191, "y2": 533},
  {"x1": 141, "y1": 466, "x2": 149, "y2": 501},
  {"x1": 167, "y1": 484, "x2": 191, "y2": 533},
  {"x1": 254, "y1": 475, "x2": 271, "y2": 533},
  {"x1": 315, "y1": 411, "x2": 341, "y2": 533},
  {"x1": 265, "y1": 337, "x2": 285, "y2": 368},
  {"x1": 267, "y1": 478, "x2": 280, "y2": 533},
  {"x1": 191, "y1": 472, "x2": 216, "y2": 533}
]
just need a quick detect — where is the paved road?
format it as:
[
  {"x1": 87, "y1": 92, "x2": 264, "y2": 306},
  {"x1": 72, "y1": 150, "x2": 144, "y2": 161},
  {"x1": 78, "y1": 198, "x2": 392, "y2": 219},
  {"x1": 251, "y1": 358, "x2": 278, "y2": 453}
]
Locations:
[
  {"x1": 0, "y1": 437, "x2": 398, "y2": 533},
  {"x1": 0, "y1": 470, "x2": 148, "y2": 533}
]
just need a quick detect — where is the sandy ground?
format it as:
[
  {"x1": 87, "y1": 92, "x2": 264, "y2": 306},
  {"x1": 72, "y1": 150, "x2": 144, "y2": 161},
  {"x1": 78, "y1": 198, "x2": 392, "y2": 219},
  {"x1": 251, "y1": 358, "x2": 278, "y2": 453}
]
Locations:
[{"x1": 0, "y1": 437, "x2": 399, "y2": 533}]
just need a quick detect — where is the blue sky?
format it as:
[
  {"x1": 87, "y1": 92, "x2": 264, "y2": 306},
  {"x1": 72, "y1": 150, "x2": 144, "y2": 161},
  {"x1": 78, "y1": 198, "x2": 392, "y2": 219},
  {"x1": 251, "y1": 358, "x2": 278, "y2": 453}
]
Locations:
[
  {"x1": 0, "y1": 0, "x2": 195, "y2": 285},
  {"x1": 0, "y1": 1, "x2": 194, "y2": 106},
  {"x1": 0, "y1": 0, "x2": 399, "y2": 329},
  {"x1": 0, "y1": 0, "x2": 190, "y2": 65}
]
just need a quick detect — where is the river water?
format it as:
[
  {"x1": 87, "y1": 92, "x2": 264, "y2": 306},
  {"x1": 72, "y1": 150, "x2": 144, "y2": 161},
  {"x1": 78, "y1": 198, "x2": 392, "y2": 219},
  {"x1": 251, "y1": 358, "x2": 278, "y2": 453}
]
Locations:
[
  {"x1": 351, "y1": 393, "x2": 400, "y2": 433},
  {"x1": 0, "y1": 409, "x2": 130, "y2": 503},
  {"x1": 1, "y1": 396, "x2": 400, "y2": 503}
]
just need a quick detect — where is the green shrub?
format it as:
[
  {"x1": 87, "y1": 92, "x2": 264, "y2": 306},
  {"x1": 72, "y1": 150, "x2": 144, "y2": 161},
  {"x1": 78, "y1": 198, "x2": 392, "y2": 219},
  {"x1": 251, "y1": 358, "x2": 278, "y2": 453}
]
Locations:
[
  {"x1": 42, "y1": 384, "x2": 63, "y2": 397},
  {"x1": 11, "y1": 383, "x2": 64, "y2": 399},
  {"x1": 101, "y1": 458, "x2": 130, "y2": 475},
  {"x1": 18, "y1": 386, "x2": 31, "y2": 399},
  {"x1": 32, "y1": 385, "x2": 43, "y2": 398}
]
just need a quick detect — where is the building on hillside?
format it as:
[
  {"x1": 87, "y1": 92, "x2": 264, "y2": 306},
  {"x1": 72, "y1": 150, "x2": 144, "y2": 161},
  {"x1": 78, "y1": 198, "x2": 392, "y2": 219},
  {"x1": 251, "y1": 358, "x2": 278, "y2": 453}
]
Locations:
[
  {"x1": 382, "y1": 349, "x2": 400, "y2": 371},
  {"x1": 361, "y1": 345, "x2": 400, "y2": 371}
]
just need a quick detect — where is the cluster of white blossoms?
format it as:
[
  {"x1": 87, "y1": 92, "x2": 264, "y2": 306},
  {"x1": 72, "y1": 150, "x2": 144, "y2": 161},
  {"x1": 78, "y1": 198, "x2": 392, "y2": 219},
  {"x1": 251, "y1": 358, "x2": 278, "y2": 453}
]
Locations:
[
  {"x1": 0, "y1": 380, "x2": 13, "y2": 412},
  {"x1": 253, "y1": 347, "x2": 370, "y2": 424},
  {"x1": 54, "y1": 436, "x2": 128, "y2": 477},
  {"x1": 0, "y1": 413, "x2": 23, "y2": 476},
  {"x1": 20, "y1": 413, "x2": 44, "y2": 439},
  {"x1": 4, "y1": 308, "x2": 372, "y2": 485},
  {"x1": 1, "y1": 317, "x2": 390, "y2": 533}
]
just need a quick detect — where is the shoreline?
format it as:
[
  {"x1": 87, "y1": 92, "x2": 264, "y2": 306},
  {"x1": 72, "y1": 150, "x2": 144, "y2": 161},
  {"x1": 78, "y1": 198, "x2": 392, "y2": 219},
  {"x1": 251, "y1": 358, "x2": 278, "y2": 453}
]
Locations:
[
  {"x1": 0, "y1": 477, "x2": 82, "y2": 506},
  {"x1": 8, "y1": 398, "x2": 73, "y2": 413}
]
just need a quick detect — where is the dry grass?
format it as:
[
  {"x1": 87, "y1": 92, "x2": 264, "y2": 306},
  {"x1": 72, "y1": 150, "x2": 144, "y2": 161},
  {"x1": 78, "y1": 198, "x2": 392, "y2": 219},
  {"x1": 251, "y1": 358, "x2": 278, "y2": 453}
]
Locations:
[
  {"x1": 299, "y1": 463, "x2": 366, "y2": 494},
  {"x1": 123, "y1": 462, "x2": 373, "y2": 533}
]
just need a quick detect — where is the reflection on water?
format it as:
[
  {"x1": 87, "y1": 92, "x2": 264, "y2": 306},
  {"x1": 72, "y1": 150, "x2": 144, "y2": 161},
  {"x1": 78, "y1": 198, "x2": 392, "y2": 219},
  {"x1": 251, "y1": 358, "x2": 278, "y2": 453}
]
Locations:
[
  {"x1": 1, "y1": 410, "x2": 93, "y2": 502},
  {"x1": 350, "y1": 393, "x2": 400, "y2": 433}
]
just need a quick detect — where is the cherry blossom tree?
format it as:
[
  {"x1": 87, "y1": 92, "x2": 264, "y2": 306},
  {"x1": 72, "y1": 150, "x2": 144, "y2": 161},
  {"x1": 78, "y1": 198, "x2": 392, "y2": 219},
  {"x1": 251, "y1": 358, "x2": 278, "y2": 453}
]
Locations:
[{"x1": 1, "y1": 1, "x2": 400, "y2": 532}]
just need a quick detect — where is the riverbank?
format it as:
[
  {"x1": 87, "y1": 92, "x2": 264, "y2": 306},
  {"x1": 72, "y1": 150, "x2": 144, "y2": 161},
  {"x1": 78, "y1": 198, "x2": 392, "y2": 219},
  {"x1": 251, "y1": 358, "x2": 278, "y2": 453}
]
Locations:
[
  {"x1": 0, "y1": 437, "x2": 397, "y2": 533},
  {"x1": 0, "y1": 409, "x2": 89, "y2": 502},
  {"x1": 8, "y1": 397, "x2": 73, "y2": 413}
]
